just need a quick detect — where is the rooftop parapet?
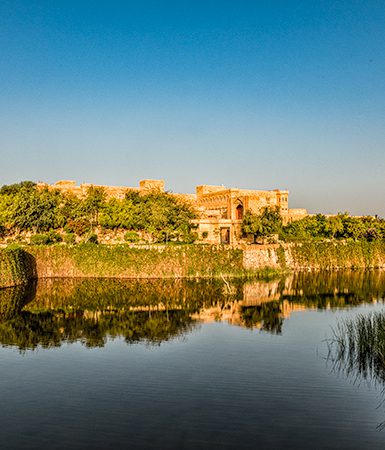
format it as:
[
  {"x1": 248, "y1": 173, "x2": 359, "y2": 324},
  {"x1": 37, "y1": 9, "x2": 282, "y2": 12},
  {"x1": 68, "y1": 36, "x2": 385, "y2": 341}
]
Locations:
[
  {"x1": 54, "y1": 180, "x2": 77, "y2": 187},
  {"x1": 139, "y1": 179, "x2": 165, "y2": 193},
  {"x1": 196, "y1": 185, "x2": 227, "y2": 197}
]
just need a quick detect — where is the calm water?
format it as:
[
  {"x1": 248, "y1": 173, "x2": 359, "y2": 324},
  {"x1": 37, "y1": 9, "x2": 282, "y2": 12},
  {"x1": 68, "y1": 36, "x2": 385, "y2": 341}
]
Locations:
[{"x1": 1, "y1": 272, "x2": 385, "y2": 449}]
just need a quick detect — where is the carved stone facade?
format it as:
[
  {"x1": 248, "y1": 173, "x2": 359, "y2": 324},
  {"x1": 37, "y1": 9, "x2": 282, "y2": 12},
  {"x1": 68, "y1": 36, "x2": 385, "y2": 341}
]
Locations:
[
  {"x1": 192, "y1": 184, "x2": 306, "y2": 244},
  {"x1": 38, "y1": 179, "x2": 307, "y2": 244}
]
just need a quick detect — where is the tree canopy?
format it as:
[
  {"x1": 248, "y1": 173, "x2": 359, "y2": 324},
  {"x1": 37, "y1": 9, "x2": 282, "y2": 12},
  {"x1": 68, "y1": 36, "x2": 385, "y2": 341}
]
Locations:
[
  {"x1": 0, "y1": 182, "x2": 197, "y2": 243},
  {"x1": 242, "y1": 207, "x2": 283, "y2": 241}
]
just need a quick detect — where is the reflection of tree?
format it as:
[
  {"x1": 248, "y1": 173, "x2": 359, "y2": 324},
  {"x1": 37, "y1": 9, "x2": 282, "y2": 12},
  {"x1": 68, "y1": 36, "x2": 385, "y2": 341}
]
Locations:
[
  {"x1": 1, "y1": 271, "x2": 385, "y2": 350},
  {"x1": 237, "y1": 270, "x2": 385, "y2": 334},
  {"x1": 240, "y1": 302, "x2": 283, "y2": 334},
  {"x1": 284, "y1": 270, "x2": 385, "y2": 301},
  {"x1": 0, "y1": 278, "x2": 241, "y2": 350},
  {"x1": 0, "y1": 309, "x2": 195, "y2": 350},
  {"x1": 0, "y1": 282, "x2": 36, "y2": 320},
  {"x1": 26, "y1": 278, "x2": 244, "y2": 312}
]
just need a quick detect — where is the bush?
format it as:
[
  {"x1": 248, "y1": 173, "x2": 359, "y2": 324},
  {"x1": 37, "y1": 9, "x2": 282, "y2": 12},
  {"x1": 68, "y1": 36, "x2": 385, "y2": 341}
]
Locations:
[
  {"x1": 64, "y1": 233, "x2": 76, "y2": 245},
  {"x1": 30, "y1": 231, "x2": 62, "y2": 245},
  {"x1": 183, "y1": 232, "x2": 198, "y2": 244},
  {"x1": 65, "y1": 218, "x2": 91, "y2": 236},
  {"x1": 30, "y1": 234, "x2": 51, "y2": 245},
  {"x1": 124, "y1": 231, "x2": 139, "y2": 243},
  {"x1": 85, "y1": 233, "x2": 98, "y2": 244},
  {"x1": 0, "y1": 247, "x2": 31, "y2": 288},
  {"x1": 202, "y1": 231, "x2": 209, "y2": 239},
  {"x1": 47, "y1": 230, "x2": 62, "y2": 243}
]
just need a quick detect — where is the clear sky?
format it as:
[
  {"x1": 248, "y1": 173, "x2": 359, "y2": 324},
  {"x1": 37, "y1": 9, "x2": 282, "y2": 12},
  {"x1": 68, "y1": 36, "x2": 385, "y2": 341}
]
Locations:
[{"x1": 1, "y1": 0, "x2": 384, "y2": 215}]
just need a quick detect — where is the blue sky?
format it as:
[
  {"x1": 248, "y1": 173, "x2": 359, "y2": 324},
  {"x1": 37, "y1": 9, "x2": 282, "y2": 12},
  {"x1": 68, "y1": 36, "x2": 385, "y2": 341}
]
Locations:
[{"x1": 1, "y1": 0, "x2": 384, "y2": 215}]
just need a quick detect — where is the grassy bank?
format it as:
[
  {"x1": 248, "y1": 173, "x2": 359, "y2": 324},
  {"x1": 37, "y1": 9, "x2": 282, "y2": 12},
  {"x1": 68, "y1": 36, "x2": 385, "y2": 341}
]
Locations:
[
  {"x1": 289, "y1": 241, "x2": 385, "y2": 269},
  {"x1": 2, "y1": 241, "x2": 385, "y2": 289},
  {"x1": 0, "y1": 248, "x2": 35, "y2": 289},
  {"x1": 28, "y1": 244, "x2": 277, "y2": 280}
]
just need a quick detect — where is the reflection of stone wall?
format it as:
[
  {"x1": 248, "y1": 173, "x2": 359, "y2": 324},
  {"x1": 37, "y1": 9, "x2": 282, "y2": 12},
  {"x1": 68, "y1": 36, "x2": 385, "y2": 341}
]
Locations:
[
  {"x1": 2, "y1": 273, "x2": 385, "y2": 349},
  {"x1": 191, "y1": 299, "x2": 311, "y2": 329},
  {"x1": 243, "y1": 281, "x2": 281, "y2": 304}
]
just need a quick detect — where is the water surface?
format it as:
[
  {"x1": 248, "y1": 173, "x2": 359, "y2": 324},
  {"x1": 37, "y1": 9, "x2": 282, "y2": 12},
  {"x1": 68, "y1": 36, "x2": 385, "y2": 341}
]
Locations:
[{"x1": 1, "y1": 272, "x2": 385, "y2": 449}]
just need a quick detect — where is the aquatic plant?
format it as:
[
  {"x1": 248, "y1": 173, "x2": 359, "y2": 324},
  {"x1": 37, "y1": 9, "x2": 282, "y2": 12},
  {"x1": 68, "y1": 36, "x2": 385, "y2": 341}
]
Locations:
[{"x1": 328, "y1": 311, "x2": 385, "y2": 384}]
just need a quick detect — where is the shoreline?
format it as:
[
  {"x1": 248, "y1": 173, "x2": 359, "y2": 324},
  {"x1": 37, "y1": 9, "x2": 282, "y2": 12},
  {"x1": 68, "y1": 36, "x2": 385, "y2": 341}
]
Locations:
[{"x1": 1, "y1": 242, "x2": 385, "y2": 289}]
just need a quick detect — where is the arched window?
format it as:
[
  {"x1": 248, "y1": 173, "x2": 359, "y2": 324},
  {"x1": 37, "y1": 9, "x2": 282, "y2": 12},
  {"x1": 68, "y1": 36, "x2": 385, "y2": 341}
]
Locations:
[{"x1": 236, "y1": 204, "x2": 244, "y2": 220}]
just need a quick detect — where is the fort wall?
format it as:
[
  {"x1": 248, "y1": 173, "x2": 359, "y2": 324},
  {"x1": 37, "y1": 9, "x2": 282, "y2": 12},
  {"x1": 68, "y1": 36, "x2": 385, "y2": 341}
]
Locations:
[{"x1": 37, "y1": 179, "x2": 307, "y2": 245}]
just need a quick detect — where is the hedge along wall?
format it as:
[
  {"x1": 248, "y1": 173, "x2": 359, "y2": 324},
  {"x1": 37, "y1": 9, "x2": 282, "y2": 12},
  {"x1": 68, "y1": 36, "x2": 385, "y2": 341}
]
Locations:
[
  {"x1": 0, "y1": 248, "x2": 36, "y2": 289},
  {"x1": 28, "y1": 244, "x2": 247, "y2": 279},
  {"x1": 244, "y1": 241, "x2": 385, "y2": 271},
  {"x1": 287, "y1": 241, "x2": 385, "y2": 269},
  {"x1": 3, "y1": 242, "x2": 385, "y2": 287}
]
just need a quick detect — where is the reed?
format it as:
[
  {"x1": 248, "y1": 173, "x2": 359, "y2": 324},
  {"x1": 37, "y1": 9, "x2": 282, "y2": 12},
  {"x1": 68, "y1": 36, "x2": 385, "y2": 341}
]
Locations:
[{"x1": 328, "y1": 310, "x2": 385, "y2": 384}]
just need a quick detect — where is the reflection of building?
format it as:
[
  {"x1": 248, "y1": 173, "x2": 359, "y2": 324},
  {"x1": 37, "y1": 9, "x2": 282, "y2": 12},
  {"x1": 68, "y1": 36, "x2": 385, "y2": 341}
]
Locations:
[
  {"x1": 192, "y1": 280, "x2": 310, "y2": 330},
  {"x1": 38, "y1": 179, "x2": 307, "y2": 245},
  {"x1": 191, "y1": 299, "x2": 309, "y2": 330}
]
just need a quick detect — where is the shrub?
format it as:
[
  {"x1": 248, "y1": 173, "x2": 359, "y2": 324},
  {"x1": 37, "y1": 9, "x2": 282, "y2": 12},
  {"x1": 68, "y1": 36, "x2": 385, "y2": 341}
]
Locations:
[
  {"x1": 85, "y1": 233, "x2": 98, "y2": 244},
  {"x1": 65, "y1": 218, "x2": 91, "y2": 236},
  {"x1": 0, "y1": 247, "x2": 31, "y2": 288},
  {"x1": 30, "y1": 231, "x2": 62, "y2": 245},
  {"x1": 183, "y1": 232, "x2": 198, "y2": 244},
  {"x1": 64, "y1": 233, "x2": 76, "y2": 245},
  {"x1": 124, "y1": 231, "x2": 139, "y2": 243},
  {"x1": 30, "y1": 234, "x2": 51, "y2": 245},
  {"x1": 47, "y1": 230, "x2": 62, "y2": 243}
]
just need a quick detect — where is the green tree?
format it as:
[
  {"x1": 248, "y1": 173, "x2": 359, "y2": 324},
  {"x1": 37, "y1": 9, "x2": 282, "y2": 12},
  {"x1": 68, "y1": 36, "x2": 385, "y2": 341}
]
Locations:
[
  {"x1": 0, "y1": 181, "x2": 36, "y2": 195},
  {"x1": 10, "y1": 187, "x2": 64, "y2": 232},
  {"x1": 99, "y1": 197, "x2": 137, "y2": 230},
  {"x1": 79, "y1": 186, "x2": 106, "y2": 230},
  {"x1": 242, "y1": 207, "x2": 283, "y2": 241},
  {"x1": 325, "y1": 214, "x2": 344, "y2": 238}
]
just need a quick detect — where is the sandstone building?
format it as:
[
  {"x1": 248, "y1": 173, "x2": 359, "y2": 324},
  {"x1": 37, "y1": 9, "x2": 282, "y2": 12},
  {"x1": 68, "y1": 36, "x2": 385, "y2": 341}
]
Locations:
[{"x1": 38, "y1": 179, "x2": 307, "y2": 244}]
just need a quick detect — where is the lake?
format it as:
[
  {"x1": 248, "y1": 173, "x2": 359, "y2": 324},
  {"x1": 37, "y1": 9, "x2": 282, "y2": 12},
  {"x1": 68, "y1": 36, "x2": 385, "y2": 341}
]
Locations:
[{"x1": 1, "y1": 271, "x2": 385, "y2": 449}]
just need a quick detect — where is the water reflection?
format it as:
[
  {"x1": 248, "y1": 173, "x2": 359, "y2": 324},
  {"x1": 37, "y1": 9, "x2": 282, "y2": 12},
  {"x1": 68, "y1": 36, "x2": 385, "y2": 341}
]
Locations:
[{"x1": 0, "y1": 271, "x2": 384, "y2": 350}]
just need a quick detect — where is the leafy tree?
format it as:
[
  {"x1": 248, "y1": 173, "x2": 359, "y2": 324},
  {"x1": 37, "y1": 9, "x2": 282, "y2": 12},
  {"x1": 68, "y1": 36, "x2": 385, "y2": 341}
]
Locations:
[
  {"x1": 343, "y1": 217, "x2": 366, "y2": 241},
  {"x1": 81, "y1": 186, "x2": 106, "y2": 230},
  {"x1": 99, "y1": 198, "x2": 137, "y2": 230},
  {"x1": 130, "y1": 192, "x2": 197, "y2": 242},
  {"x1": 325, "y1": 214, "x2": 344, "y2": 238},
  {"x1": 10, "y1": 187, "x2": 64, "y2": 232},
  {"x1": 0, "y1": 181, "x2": 36, "y2": 195},
  {"x1": 281, "y1": 213, "x2": 385, "y2": 242},
  {"x1": 242, "y1": 207, "x2": 283, "y2": 241}
]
